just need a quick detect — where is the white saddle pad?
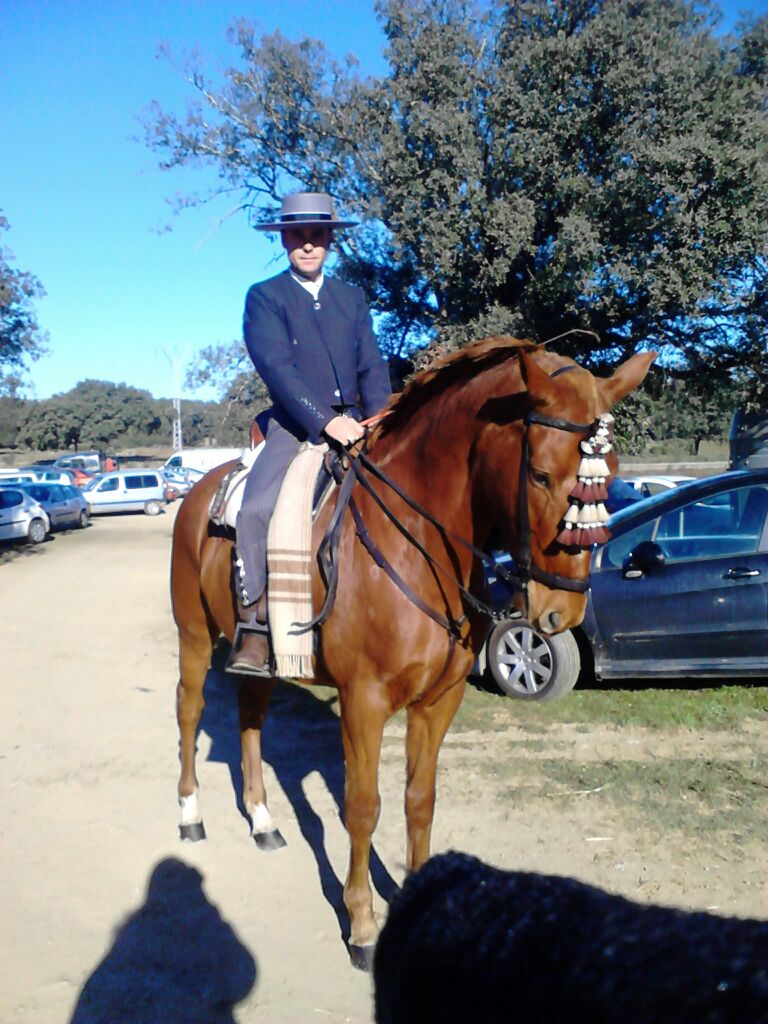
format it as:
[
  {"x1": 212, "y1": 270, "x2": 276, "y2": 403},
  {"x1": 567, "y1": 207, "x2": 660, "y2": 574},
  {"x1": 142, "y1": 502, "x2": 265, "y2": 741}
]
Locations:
[{"x1": 209, "y1": 442, "x2": 264, "y2": 529}]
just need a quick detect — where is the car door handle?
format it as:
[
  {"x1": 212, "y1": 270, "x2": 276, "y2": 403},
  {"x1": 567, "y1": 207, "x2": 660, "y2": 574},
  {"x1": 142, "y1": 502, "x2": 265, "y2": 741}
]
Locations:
[{"x1": 724, "y1": 567, "x2": 760, "y2": 580}]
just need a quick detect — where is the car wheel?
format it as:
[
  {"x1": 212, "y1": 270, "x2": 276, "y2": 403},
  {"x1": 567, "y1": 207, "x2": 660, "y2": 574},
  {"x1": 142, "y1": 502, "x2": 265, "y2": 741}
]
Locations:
[
  {"x1": 144, "y1": 499, "x2": 162, "y2": 516},
  {"x1": 27, "y1": 518, "x2": 48, "y2": 545},
  {"x1": 486, "y1": 618, "x2": 580, "y2": 702},
  {"x1": 78, "y1": 509, "x2": 89, "y2": 528}
]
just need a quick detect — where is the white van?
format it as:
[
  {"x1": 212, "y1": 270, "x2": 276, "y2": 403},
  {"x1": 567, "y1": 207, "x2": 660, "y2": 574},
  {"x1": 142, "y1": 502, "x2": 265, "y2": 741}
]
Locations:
[
  {"x1": 161, "y1": 448, "x2": 243, "y2": 475},
  {"x1": 0, "y1": 469, "x2": 39, "y2": 486},
  {"x1": 83, "y1": 470, "x2": 167, "y2": 516}
]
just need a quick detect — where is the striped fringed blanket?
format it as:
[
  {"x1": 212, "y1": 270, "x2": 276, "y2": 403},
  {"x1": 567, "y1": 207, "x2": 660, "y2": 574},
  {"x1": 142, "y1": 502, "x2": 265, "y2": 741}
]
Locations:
[{"x1": 267, "y1": 442, "x2": 327, "y2": 679}]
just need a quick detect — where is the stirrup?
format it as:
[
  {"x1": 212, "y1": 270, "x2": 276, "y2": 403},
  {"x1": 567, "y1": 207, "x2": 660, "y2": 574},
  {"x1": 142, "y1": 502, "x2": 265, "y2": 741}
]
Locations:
[
  {"x1": 225, "y1": 620, "x2": 275, "y2": 677},
  {"x1": 234, "y1": 618, "x2": 270, "y2": 639}
]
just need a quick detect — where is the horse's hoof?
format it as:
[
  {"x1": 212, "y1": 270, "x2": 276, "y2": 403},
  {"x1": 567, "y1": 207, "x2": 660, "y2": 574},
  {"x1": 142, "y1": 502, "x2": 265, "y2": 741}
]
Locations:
[
  {"x1": 179, "y1": 822, "x2": 206, "y2": 842},
  {"x1": 348, "y1": 943, "x2": 376, "y2": 972},
  {"x1": 253, "y1": 828, "x2": 287, "y2": 851}
]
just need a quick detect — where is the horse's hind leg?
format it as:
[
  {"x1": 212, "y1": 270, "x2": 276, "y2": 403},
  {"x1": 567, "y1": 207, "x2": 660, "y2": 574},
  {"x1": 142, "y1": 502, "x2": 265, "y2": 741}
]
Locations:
[
  {"x1": 177, "y1": 620, "x2": 216, "y2": 841},
  {"x1": 238, "y1": 677, "x2": 286, "y2": 850},
  {"x1": 404, "y1": 678, "x2": 466, "y2": 872}
]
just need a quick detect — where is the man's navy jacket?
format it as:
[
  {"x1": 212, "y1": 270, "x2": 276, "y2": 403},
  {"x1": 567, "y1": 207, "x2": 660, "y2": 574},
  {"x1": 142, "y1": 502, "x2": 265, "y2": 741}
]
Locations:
[{"x1": 244, "y1": 270, "x2": 392, "y2": 443}]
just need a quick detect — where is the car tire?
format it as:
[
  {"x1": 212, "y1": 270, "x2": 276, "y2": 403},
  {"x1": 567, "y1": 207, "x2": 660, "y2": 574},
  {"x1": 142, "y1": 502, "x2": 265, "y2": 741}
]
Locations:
[
  {"x1": 486, "y1": 618, "x2": 581, "y2": 702},
  {"x1": 78, "y1": 509, "x2": 90, "y2": 528},
  {"x1": 27, "y1": 518, "x2": 48, "y2": 545},
  {"x1": 144, "y1": 499, "x2": 162, "y2": 516}
]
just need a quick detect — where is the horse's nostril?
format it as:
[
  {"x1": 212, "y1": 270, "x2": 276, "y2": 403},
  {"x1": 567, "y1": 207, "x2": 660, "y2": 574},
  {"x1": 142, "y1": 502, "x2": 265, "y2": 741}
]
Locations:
[{"x1": 547, "y1": 610, "x2": 561, "y2": 632}]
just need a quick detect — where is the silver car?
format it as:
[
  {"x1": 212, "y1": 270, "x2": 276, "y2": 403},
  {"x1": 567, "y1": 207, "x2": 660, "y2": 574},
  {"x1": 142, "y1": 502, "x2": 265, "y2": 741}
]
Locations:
[
  {"x1": 19, "y1": 482, "x2": 90, "y2": 530},
  {"x1": 0, "y1": 487, "x2": 51, "y2": 544}
]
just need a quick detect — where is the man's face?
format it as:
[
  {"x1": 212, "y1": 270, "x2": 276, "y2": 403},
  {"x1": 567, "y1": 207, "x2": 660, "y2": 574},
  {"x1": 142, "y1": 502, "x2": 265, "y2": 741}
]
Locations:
[{"x1": 282, "y1": 225, "x2": 332, "y2": 281}]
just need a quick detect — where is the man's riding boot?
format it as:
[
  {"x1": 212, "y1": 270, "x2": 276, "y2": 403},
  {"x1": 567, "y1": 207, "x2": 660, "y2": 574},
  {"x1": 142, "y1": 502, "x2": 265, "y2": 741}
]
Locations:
[{"x1": 225, "y1": 590, "x2": 274, "y2": 677}]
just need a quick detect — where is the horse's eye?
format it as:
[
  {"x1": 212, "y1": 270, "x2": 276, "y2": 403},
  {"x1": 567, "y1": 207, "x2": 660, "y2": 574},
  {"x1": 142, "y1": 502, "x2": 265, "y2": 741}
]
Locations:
[{"x1": 530, "y1": 468, "x2": 550, "y2": 490}]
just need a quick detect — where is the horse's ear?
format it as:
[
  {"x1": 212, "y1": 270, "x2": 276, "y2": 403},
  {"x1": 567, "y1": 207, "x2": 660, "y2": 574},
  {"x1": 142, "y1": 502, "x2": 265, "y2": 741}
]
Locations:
[
  {"x1": 518, "y1": 348, "x2": 555, "y2": 407},
  {"x1": 598, "y1": 351, "x2": 657, "y2": 410}
]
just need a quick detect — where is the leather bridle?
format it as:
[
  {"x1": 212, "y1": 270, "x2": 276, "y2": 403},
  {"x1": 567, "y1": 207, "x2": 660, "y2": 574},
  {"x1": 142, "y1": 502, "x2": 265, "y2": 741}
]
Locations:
[
  {"x1": 517, "y1": 409, "x2": 593, "y2": 597},
  {"x1": 293, "y1": 364, "x2": 600, "y2": 637}
]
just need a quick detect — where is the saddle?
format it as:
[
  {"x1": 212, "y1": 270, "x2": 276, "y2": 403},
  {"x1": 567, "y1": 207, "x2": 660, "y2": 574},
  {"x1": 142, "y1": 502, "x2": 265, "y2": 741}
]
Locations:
[
  {"x1": 208, "y1": 442, "x2": 336, "y2": 532},
  {"x1": 208, "y1": 442, "x2": 264, "y2": 530}
]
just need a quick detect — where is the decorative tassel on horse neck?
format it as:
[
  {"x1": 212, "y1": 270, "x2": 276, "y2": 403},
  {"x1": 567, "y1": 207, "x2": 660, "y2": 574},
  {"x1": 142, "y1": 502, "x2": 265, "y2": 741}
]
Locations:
[{"x1": 556, "y1": 413, "x2": 614, "y2": 548}]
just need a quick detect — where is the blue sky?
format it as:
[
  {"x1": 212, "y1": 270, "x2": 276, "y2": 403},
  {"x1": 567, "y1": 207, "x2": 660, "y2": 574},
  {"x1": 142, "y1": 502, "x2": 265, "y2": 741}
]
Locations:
[
  {"x1": 1, "y1": 0, "x2": 388, "y2": 401},
  {"x1": 2, "y1": 0, "x2": 765, "y2": 402}
]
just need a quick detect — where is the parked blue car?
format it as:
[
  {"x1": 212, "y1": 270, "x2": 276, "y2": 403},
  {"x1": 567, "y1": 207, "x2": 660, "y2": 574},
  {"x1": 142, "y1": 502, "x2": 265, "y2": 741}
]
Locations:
[{"x1": 481, "y1": 469, "x2": 768, "y2": 701}]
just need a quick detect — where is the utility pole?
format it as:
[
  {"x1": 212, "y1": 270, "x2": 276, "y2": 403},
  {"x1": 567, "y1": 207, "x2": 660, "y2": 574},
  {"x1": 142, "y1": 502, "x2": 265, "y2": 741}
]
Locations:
[
  {"x1": 172, "y1": 396, "x2": 183, "y2": 451},
  {"x1": 159, "y1": 346, "x2": 190, "y2": 452}
]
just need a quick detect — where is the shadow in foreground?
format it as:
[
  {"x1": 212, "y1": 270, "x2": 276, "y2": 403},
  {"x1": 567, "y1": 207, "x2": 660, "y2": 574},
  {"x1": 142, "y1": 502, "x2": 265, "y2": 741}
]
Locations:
[
  {"x1": 201, "y1": 650, "x2": 399, "y2": 944},
  {"x1": 69, "y1": 858, "x2": 257, "y2": 1024}
]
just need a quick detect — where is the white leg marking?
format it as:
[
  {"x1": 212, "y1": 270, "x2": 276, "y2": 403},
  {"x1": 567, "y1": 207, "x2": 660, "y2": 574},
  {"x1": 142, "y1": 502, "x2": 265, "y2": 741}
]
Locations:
[
  {"x1": 248, "y1": 801, "x2": 276, "y2": 835},
  {"x1": 179, "y1": 792, "x2": 202, "y2": 826}
]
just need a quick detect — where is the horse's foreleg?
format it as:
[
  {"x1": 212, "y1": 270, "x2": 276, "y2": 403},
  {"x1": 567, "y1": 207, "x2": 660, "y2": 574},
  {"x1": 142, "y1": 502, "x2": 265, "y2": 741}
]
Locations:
[
  {"x1": 339, "y1": 690, "x2": 388, "y2": 969},
  {"x1": 238, "y1": 677, "x2": 286, "y2": 850},
  {"x1": 404, "y1": 678, "x2": 466, "y2": 872},
  {"x1": 177, "y1": 625, "x2": 215, "y2": 841}
]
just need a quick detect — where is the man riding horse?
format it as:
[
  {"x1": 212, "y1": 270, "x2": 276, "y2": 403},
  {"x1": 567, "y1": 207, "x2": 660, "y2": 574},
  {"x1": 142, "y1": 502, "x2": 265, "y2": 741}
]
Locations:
[{"x1": 228, "y1": 192, "x2": 392, "y2": 676}]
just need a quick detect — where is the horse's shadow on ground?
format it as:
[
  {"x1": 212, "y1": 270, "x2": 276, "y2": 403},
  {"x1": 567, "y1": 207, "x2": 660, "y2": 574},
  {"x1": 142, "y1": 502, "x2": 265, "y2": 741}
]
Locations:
[
  {"x1": 200, "y1": 643, "x2": 399, "y2": 942},
  {"x1": 70, "y1": 858, "x2": 257, "y2": 1024}
]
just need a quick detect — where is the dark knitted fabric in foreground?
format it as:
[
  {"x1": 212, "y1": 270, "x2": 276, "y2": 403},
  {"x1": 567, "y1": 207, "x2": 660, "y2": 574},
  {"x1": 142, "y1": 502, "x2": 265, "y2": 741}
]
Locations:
[{"x1": 374, "y1": 852, "x2": 768, "y2": 1024}]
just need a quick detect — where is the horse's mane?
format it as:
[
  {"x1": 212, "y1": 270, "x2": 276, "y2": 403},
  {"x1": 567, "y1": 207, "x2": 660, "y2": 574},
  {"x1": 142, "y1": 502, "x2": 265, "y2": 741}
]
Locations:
[{"x1": 373, "y1": 336, "x2": 540, "y2": 439}]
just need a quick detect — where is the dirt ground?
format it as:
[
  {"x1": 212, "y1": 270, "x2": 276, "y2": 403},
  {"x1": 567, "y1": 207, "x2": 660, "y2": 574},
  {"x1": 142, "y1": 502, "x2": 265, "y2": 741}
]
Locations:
[{"x1": 1, "y1": 504, "x2": 766, "y2": 1024}]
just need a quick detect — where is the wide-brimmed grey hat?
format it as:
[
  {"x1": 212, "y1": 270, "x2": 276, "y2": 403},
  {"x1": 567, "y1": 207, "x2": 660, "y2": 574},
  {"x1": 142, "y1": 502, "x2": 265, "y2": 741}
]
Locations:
[{"x1": 256, "y1": 192, "x2": 359, "y2": 232}]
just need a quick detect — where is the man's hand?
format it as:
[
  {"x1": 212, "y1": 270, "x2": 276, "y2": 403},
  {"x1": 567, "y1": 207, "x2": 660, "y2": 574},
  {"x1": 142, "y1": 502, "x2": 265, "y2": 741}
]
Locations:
[{"x1": 324, "y1": 415, "x2": 366, "y2": 447}]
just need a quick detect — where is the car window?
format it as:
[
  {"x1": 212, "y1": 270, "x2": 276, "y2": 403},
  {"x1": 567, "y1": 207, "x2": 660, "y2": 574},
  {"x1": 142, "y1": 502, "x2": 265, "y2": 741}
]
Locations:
[
  {"x1": 97, "y1": 477, "x2": 119, "y2": 492},
  {"x1": 124, "y1": 473, "x2": 160, "y2": 489},
  {"x1": 600, "y1": 520, "x2": 656, "y2": 568},
  {"x1": 643, "y1": 481, "x2": 671, "y2": 496},
  {"x1": 655, "y1": 484, "x2": 768, "y2": 562},
  {"x1": 0, "y1": 489, "x2": 23, "y2": 509},
  {"x1": 26, "y1": 485, "x2": 51, "y2": 502}
]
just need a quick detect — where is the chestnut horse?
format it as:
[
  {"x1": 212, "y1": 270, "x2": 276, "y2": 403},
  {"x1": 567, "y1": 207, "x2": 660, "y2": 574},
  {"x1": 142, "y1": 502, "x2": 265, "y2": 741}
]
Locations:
[{"x1": 171, "y1": 338, "x2": 655, "y2": 968}]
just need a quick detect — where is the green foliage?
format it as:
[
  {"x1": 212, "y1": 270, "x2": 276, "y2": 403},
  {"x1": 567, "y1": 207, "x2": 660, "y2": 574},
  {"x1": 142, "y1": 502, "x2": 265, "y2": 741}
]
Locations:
[
  {"x1": 0, "y1": 214, "x2": 48, "y2": 395},
  {"x1": 612, "y1": 361, "x2": 738, "y2": 455},
  {"x1": 9, "y1": 378, "x2": 252, "y2": 451},
  {"x1": 145, "y1": 0, "x2": 768, "y2": 399},
  {"x1": 0, "y1": 394, "x2": 27, "y2": 447},
  {"x1": 15, "y1": 380, "x2": 162, "y2": 451},
  {"x1": 183, "y1": 338, "x2": 271, "y2": 438}
]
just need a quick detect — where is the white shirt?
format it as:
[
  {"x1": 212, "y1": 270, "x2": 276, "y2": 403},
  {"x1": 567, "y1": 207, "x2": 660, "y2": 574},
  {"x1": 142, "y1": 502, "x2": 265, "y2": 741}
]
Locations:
[{"x1": 290, "y1": 270, "x2": 324, "y2": 301}]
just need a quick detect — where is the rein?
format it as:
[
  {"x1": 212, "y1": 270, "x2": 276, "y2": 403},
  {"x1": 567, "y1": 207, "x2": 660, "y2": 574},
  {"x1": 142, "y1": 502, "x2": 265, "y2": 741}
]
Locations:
[
  {"x1": 295, "y1": 449, "x2": 518, "y2": 636},
  {"x1": 296, "y1": 362, "x2": 602, "y2": 636}
]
